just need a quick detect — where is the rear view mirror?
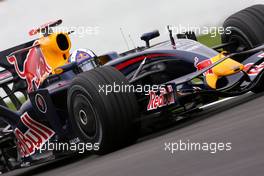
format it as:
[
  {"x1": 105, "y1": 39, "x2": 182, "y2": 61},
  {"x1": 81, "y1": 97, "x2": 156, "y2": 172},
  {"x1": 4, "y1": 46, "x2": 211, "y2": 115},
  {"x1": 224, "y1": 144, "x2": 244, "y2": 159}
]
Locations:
[{"x1": 141, "y1": 30, "x2": 160, "y2": 48}]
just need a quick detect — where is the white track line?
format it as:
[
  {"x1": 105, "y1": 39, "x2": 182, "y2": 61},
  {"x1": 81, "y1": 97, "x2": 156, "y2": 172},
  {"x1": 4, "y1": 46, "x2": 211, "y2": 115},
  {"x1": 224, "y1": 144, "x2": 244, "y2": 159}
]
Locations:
[
  {"x1": 200, "y1": 92, "x2": 252, "y2": 109},
  {"x1": 199, "y1": 97, "x2": 235, "y2": 109}
]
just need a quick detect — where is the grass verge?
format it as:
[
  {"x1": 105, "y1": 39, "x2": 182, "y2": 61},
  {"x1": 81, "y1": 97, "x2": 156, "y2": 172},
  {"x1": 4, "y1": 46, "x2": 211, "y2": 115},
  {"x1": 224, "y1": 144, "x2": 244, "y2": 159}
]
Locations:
[{"x1": 197, "y1": 33, "x2": 222, "y2": 47}]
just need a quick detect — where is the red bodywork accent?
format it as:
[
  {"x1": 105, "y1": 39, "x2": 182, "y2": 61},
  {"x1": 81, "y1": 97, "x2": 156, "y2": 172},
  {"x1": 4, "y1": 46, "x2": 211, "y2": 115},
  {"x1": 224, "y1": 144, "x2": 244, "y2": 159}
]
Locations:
[
  {"x1": 115, "y1": 53, "x2": 175, "y2": 70},
  {"x1": 147, "y1": 85, "x2": 175, "y2": 111},
  {"x1": 194, "y1": 57, "x2": 213, "y2": 75},
  {"x1": 14, "y1": 112, "x2": 55, "y2": 158}
]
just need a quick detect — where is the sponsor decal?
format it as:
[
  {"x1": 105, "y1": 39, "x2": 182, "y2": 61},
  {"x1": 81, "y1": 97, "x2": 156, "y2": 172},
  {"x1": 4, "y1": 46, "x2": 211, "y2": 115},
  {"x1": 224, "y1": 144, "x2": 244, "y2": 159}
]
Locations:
[
  {"x1": 35, "y1": 94, "x2": 47, "y2": 113},
  {"x1": 243, "y1": 62, "x2": 264, "y2": 76},
  {"x1": 7, "y1": 41, "x2": 52, "y2": 92},
  {"x1": 14, "y1": 112, "x2": 55, "y2": 158},
  {"x1": 147, "y1": 85, "x2": 175, "y2": 111},
  {"x1": 194, "y1": 57, "x2": 213, "y2": 75}
]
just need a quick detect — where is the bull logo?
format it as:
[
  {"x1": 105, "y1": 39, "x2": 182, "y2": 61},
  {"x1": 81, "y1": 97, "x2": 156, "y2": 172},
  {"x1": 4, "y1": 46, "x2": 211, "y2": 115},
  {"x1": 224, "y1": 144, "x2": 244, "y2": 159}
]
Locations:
[{"x1": 7, "y1": 42, "x2": 52, "y2": 92}]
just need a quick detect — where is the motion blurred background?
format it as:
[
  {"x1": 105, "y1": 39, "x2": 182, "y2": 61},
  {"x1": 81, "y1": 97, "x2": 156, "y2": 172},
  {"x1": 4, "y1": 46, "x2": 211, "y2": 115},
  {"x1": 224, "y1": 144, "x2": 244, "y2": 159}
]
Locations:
[{"x1": 0, "y1": 0, "x2": 263, "y2": 54}]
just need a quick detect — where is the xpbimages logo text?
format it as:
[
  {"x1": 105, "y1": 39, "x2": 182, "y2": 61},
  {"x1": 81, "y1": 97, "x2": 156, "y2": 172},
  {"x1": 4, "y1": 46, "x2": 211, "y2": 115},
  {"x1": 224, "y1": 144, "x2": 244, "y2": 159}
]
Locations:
[
  {"x1": 164, "y1": 140, "x2": 232, "y2": 154},
  {"x1": 40, "y1": 141, "x2": 100, "y2": 154},
  {"x1": 36, "y1": 25, "x2": 100, "y2": 38},
  {"x1": 167, "y1": 24, "x2": 231, "y2": 38},
  {"x1": 98, "y1": 82, "x2": 169, "y2": 95}
]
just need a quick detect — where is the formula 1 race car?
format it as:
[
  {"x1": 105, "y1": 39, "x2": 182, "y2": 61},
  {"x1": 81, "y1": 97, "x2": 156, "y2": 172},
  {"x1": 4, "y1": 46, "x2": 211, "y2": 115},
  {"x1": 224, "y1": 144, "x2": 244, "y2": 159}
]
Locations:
[{"x1": 1, "y1": 4, "x2": 264, "y2": 173}]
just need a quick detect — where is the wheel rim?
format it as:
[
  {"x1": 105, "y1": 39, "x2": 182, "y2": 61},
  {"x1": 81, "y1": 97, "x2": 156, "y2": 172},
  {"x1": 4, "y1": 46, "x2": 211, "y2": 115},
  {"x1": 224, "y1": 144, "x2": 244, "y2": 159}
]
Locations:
[
  {"x1": 73, "y1": 93, "x2": 99, "y2": 139},
  {"x1": 79, "y1": 110, "x2": 88, "y2": 125}
]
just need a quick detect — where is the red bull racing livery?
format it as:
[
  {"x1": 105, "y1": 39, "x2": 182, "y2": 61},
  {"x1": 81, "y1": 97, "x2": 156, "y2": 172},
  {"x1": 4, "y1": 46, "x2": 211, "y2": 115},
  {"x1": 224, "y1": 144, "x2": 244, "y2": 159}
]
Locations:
[
  {"x1": 7, "y1": 42, "x2": 52, "y2": 92},
  {"x1": 1, "y1": 4, "x2": 264, "y2": 173}
]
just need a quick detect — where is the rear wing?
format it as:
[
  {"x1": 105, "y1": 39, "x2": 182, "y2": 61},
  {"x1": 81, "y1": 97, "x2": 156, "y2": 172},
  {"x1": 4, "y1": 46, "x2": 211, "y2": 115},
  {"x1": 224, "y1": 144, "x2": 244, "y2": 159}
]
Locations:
[
  {"x1": 0, "y1": 19, "x2": 63, "y2": 70},
  {"x1": 0, "y1": 41, "x2": 35, "y2": 110},
  {"x1": 0, "y1": 40, "x2": 35, "y2": 71},
  {"x1": 0, "y1": 69, "x2": 27, "y2": 110}
]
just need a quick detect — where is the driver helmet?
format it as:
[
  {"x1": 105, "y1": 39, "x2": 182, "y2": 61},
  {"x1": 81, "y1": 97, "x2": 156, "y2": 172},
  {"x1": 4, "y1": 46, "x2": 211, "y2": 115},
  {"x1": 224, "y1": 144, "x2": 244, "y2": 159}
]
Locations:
[{"x1": 68, "y1": 48, "x2": 96, "y2": 63}]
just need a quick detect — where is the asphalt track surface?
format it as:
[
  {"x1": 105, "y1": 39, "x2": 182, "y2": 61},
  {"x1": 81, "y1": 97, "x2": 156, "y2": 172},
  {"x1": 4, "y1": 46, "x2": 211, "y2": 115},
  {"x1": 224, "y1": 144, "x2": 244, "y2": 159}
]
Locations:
[{"x1": 4, "y1": 92, "x2": 264, "y2": 176}]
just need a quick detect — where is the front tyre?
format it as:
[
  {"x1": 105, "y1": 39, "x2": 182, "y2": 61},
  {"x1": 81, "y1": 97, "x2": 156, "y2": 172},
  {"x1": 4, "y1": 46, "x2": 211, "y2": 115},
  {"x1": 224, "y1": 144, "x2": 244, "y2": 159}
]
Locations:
[
  {"x1": 251, "y1": 72, "x2": 264, "y2": 93},
  {"x1": 222, "y1": 4, "x2": 264, "y2": 52},
  {"x1": 222, "y1": 4, "x2": 264, "y2": 93},
  {"x1": 67, "y1": 66, "x2": 140, "y2": 154}
]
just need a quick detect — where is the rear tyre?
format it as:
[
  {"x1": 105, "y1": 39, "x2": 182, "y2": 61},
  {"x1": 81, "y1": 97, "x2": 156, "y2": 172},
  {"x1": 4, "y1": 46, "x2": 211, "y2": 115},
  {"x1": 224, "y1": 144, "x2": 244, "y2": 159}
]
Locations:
[
  {"x1": 222, "y1": 4, "x2": 264, "y2": 52},
  {"x1": 67, "y1": 66, "x2": 140, "y2": 154}
]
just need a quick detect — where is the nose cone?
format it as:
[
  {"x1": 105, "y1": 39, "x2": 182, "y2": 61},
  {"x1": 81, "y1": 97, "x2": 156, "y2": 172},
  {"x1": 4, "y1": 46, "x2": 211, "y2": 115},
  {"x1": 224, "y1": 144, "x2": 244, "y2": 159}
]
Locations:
[
  {"x1": 205, "y1": 53, "x2": 244, "y2": 89},
  {"x1": 212, "y1": 57, "x2": 244, "y2": 76}
]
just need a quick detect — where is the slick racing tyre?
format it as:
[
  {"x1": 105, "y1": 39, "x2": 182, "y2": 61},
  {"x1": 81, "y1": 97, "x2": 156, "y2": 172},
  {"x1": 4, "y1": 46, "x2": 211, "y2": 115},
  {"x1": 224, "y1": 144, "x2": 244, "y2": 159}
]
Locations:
[
  {"x1": 222, "y1": 4, "x2": 264, "y2": 52},
  {"x1": 67, "y1": 66, "x2": 140, "y2": 154},
  {"x1": 251, "y1": 72, "x2": 264, "y2": 93},
  {"x1": 222, "y1": 4, "x2": 264, "y2": 93}
]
